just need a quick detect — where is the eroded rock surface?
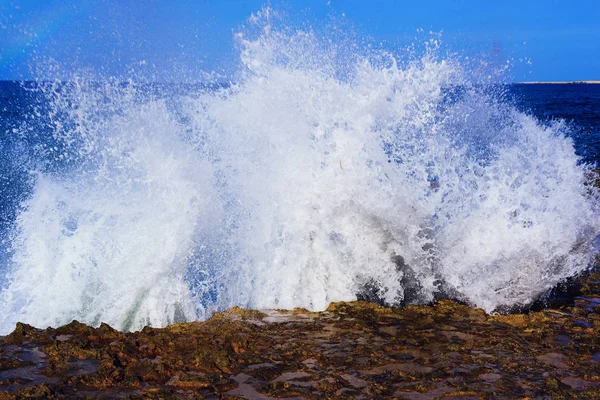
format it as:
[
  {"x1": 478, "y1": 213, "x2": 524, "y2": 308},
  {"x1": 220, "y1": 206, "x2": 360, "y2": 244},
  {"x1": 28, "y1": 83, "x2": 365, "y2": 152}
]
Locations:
[{"x1": 0, "y1": 270, "x2": 599, "y2": 399}]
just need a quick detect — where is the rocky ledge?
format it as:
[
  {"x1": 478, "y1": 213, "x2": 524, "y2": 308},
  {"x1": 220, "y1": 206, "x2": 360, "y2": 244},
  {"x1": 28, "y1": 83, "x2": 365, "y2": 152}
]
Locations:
[{"x1": 0, "y1": 271, "x2": 599, "y2": 399}]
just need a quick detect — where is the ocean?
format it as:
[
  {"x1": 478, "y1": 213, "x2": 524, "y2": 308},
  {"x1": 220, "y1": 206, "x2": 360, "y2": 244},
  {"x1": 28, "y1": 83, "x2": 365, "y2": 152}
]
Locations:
[{"x1": 0, "y1": 29, "x2": 599, "y2": 334}]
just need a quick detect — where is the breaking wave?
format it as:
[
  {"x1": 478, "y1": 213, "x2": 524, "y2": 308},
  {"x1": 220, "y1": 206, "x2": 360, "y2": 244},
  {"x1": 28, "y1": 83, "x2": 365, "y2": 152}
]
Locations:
[{"x1": 0, "y1": 9, "x2": 598, "y2": 333}]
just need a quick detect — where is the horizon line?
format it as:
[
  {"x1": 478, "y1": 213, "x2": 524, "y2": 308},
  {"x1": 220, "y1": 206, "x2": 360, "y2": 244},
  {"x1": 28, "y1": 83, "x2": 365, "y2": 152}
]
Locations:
[{"x1": 515, "y1": 80, "x2": 600, "y2": 84}]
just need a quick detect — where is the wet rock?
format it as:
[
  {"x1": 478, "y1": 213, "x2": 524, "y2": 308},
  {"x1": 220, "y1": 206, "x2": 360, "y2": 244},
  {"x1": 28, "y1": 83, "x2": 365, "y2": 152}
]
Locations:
[
  {"x1": 0, "y1": 269, "x2": 599, "y2": 398},
  {"x1": 357, "y1": 254, "x2": 428, "y2": 306}
]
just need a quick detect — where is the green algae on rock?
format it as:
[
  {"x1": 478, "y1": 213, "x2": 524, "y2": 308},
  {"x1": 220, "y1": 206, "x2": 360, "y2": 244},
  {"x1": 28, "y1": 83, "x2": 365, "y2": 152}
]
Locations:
[{"x1": 0, "y1": 270, "x2": 599, "y2": 399}]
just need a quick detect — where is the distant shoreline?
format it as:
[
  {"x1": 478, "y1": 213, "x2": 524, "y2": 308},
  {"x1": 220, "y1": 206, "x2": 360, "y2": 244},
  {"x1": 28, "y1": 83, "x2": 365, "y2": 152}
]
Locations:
[{"x1": 515, "y1": 80, "x2": 600, "y2": 85}]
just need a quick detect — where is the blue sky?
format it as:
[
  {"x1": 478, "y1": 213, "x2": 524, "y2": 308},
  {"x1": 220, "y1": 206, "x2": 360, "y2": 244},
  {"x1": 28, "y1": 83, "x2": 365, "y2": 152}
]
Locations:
[{"x1": 0, "y1": 0, "x2": 598, "y2": 82}]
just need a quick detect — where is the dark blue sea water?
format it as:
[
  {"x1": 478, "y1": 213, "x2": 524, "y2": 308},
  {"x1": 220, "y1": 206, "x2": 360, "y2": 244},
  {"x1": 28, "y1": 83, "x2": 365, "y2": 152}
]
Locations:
[{"x1": 508, "y1": 84, "x2": 600, "y2": 163}]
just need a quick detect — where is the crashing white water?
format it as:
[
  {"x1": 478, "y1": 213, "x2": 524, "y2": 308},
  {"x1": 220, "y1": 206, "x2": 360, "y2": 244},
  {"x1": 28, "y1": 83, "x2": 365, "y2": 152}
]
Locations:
[{"x1": 0, "y1": 11, "x2": 598, "y2": 334}]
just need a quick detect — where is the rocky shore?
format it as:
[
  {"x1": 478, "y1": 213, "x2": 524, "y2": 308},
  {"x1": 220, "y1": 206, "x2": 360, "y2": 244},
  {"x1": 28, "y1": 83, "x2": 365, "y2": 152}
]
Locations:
[{"x1": 0, "y1": 268, "x2": 598, "y2": 399}]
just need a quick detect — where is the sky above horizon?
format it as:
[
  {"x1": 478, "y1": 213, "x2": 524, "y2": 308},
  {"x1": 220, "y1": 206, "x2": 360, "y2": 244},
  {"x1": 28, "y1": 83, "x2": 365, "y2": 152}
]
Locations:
[{"x1": 0, "y1": 0, "x2": 598, "y2": 82}]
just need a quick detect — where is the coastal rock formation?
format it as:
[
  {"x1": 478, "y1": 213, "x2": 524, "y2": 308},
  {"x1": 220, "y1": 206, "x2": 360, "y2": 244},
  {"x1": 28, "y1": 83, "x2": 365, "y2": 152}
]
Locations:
[{"x1": 0, "y1": 269, "x2": 599, "y2": 399}]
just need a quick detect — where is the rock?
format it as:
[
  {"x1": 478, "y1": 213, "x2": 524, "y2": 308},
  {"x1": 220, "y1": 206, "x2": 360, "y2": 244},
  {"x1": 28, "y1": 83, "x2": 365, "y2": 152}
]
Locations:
[{"x1": 0, "y1": 269, "x2": 599, "y2": 398}]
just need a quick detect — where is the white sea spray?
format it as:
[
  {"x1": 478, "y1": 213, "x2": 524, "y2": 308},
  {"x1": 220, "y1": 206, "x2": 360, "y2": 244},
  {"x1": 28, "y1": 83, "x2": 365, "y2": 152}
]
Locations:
[{"x1": 0, "y1": 10, "x2": 598, "y2": 333}]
